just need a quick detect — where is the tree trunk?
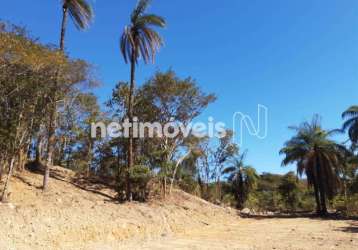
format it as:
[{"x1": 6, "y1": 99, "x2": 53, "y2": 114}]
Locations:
[
  {"x1": 87, "y1": 140, "x2": 93, "y2": 177},
  {"x1": 316, "y1": 155, "x2": 327, "y2": 216},
  {"x1": 0, "y1": 153, "x2": 6, "y2": 181},
  {"x1": 311, "y1": 175, "x2": 321, "y2": 215},
  {"x1": 343, "y1": 180, "x2": 348, "y2": 211},
  {"x1": 0, "y1": 160, "x2": 3, "y2": 181},
  {"x1": 126, "y1": 50, "x2": 136, "y2": 201},
  {"x1": 35, "y1": 136, "x2": 43, "y2": 165},
  {"x1": 163, "y1": 174, "x2": 167, "y2": 199},
  {"x1": 1, "y1": 157, "x2": 15, "y2": 202},
  {"x1": 57, "y1": 136, "x2": 66, "y2": 166},
  {"x1": 169, "y1": 149, "x2": 191, "y2": 195},
  {"x1": 238, "y1": 170, "x2": 244, "y2": 209},
  {"x1": 43, "y1": 2, "x2": 67, "y2": 190},
  {"x1": 59, "y1": 5, "x2": 68, "y2": 51},
  {"x1": 342, "y1": 170, "x2": 348, "y2": 211},
  {"x1": 217, "y1": 176, "x2": 222, "y2": 202},
  {"x1": 66, "y1": 144, "x2": 72, "y2": 168},
  {"x1": 43, "y1": 108, "x2": 56, "y2": 191},
  {"x1": 17, "y1": 147, "x2": 26, "y2": 172}
]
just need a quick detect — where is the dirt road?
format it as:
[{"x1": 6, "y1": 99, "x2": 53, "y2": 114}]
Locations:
[{"x1": 102, "y1": 217, "x2": 358, "y2": 250}]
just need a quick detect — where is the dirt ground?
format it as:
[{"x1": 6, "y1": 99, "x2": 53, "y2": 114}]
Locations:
[
  {"x1": 0, "y1": 167, "x2": 357, "y2": 250},
  {"x1": 120, "y1": 218, "x2": 358, "y2": 250}
]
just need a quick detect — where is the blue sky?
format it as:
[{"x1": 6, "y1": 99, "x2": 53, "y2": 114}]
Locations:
[{"x1": 2, "y1": 0, "x2": 358, "y2": 174}]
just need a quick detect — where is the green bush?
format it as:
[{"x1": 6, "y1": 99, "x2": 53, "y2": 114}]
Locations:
[
  {"x1": 332, "y1": 194, "x2": 358, "y2": 216},
  {"x1": 178, "y1": 174, "x2": 199, "y2": 195},
  {"x1": 116, "y1": 165, "x2": 152, "y2": 202},
  {"x1": 129, "y1": 165, "x2": 152, "y2": 201}
]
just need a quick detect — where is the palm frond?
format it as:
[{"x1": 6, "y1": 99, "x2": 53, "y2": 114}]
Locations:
[
  {"x1": 221, "y1": 166, "x2": 236, "y2": 175},
  {"x1": 342, "y1": 106, "x2": 358, "y2": 119},
  {"x1": 137, "y1": 14, "x2": 166, "y2": 28},
  {"x1": 120, "y1": 0, "x2": 165, "y2": 65},
  {"x1": 131, "y1": 0, "x2": 151, "y2": 23},
  {"x1": 65, "y1": 0, "x2": 93, "y2": 30}
]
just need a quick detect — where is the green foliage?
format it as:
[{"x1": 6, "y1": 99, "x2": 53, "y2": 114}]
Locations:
[
  {"x1": 63, "y1": 0, "x2": 94, "y2": 30},
  {"x1": 120, "y1": 0, "x2": 166, "y2": 64},
  {"x1": 116, "y1": 165, "x2": 152, "y2": 202},
  {"x1": 280, "y1": 115, "x2": 346, "y2": 215},
  {"x1": 222, "y1": 152, "x2": 259, "y2": 208},
  {"x1": 342, "y1": 106, "x2": 358, "y2": 145},
  {"x1": 345, "y1": 194, "x2": 358, "y2": 216},
  {"x1": 177, "y1": 173, "x2": 199, "y2": 195},
  {"x1": 128, "y1": 165, "x2": 152, "y2": 201},
  {"x1": 278, "y1": 172, "x2": 300, "y2": 211},
  {"x1": 105, "y1": 70, "x2": 215, "y2": 199}
]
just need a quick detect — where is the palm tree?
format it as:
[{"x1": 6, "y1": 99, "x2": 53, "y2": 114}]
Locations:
[
  {"x1": 280, "y1": 116, "x2": 345, "y2": 216},
  {"x1": 42, "y1": 0, "x2": 93, "y2": 191},
  {"x1": 120, "y1": 0, "x2": 166, "y2": 200},
  {"x1": 222, "y1": 152, "x2": 259, "y2": 209},
  {"x1": 59, "y1": 0, "x2": 94, "y2": 51},
  {"x1": 342, "y1": 106, "x2": 358, "y2": 147}
]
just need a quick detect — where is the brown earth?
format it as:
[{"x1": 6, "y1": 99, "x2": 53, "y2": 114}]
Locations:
[{"x1": 0, "y1": 167, "x2": 357, "y2": 250}]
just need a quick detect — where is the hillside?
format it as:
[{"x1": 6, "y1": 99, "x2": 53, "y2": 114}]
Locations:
[
  {"x1": 1, "y1": 167, "x2": 357, "y2": 250},
  {"x1": 0, "y1": 167, "x2": 237, "y2": 249}
]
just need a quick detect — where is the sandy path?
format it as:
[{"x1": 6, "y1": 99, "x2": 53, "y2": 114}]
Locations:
[{"x1": 118, "y1": 218, "x2": 358, "y2": 250}]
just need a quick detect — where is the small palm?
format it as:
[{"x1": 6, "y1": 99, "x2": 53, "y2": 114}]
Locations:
[{"x1": 222, "y1": 153, "x2": 259, "y2": 208}]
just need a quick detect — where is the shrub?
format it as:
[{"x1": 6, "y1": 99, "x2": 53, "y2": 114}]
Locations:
[
  {"x1": 128, "y1": 165, "x2": 152, "y2": 201},
  {"x1": 116, "y1": 165, "x2": 152, "y2": 202}
]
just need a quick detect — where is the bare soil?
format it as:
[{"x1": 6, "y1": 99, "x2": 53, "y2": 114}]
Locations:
[{"x1": 0, "y1": 167, "x2": 357, "y2": 250}]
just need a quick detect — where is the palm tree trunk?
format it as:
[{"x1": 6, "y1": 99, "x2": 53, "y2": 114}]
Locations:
[
  {"x1": 59, "y1": 5, "x2": 68, "y2": 51},
  {"x1": 342, "y1": 169, "x2": 348, "y2": 211},
  {"x1": 343, "y1": 179, "x2": 348, "y2": 211},
  {"x1": 42, "y1": 3, "x2": 67, "y2": 191},
  {"x1": 126, "y1": 50, "x2": 136, "y2": 201},
  {"x1": 316, "y1": 155, "x2": 327, "y2": 216},
  {"x1": 238, "y1": 170, "x2": 244, "y2": 209},
  {"x1": 312, "y1": 175, "x2": 321, "y2": 214}
]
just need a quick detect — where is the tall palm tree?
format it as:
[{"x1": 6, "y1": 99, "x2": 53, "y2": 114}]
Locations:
[
  {"x1": 42, "y1": 0, "x2": 93, "y2": 190},
  {"x1": 120, "y1": 0, "x2": 166, "y2": 200},
  {"x1": 280, "y1": 116, "x2": 345, "y2": 216},
  {"x1": 59, "y1": 0, "x2": 94, "y2": 51},
  {"x1": 342, "y1": 106, "x2": 358, "y2": 147},
  {"x1": 222, "y1": 152, "x2": 259, "y2": 209}
]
